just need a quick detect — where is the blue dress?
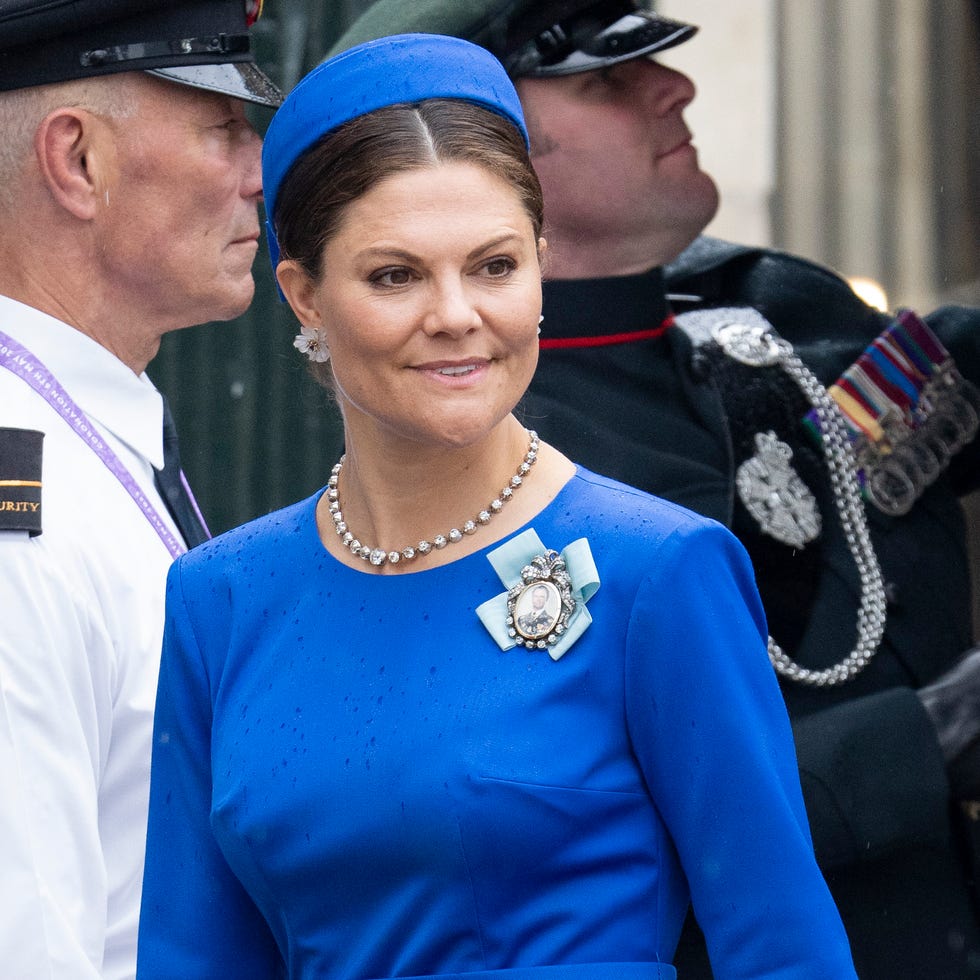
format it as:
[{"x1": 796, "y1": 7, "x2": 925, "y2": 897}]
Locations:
[{"x1": 137, "y1": 468, "x2": 856, "y2": 979}]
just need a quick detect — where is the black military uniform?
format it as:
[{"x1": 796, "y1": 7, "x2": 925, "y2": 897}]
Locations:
[{"x1": 523, "y1": 239, "x2": 980, "y2": 977}]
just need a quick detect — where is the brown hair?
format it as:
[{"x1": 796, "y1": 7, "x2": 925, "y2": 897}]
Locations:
[{"x1": 273, "y1": 98, "x2": 544, "y2": 281}]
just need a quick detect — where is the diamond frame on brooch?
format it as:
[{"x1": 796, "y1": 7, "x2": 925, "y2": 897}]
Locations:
[{"x1": 506, "y1": 550, "x2": 576, "y2": 650}]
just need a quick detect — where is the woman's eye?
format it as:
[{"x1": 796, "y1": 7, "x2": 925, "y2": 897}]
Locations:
[
  {"x1": 483, "y1": 257, "x2": 516, "y2": 278},
  {"x1": 371, "y1": 268, "x2": 413, "y2": 287}
]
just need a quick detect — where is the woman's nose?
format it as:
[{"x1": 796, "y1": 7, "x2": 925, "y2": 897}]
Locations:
[{"x1": 421, "y1": 281, "x2": 481, "y2": 336}]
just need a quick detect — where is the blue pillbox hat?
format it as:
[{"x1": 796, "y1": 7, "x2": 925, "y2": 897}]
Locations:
[{"x1": 261, "y1": 33, "x2": 529, "y2": 279}]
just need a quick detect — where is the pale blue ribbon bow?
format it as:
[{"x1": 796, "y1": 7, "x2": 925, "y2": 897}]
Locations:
[{"x1": 476, "y1": 529, "x2": 600, "y2": 661}]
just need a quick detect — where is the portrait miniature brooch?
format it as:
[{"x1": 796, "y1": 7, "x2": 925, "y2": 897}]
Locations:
[{"x1": 476, "y1": 529, "x2": 600, "y2": 661}]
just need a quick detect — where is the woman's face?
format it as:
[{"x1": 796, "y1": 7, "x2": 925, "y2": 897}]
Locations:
[{"x1": 278, "y1": 161, "x2": 543, "y2": 452}]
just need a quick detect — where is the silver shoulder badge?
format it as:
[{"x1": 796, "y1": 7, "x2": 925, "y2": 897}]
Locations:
[
  {"x1": 710, "y1": 321, "x2": 822, "y2": 549},
  {"x1": 711, "y1": 321, "x2": 784, "y2": 366}
]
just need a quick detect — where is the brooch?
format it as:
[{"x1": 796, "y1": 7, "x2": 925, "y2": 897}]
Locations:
[
  {"x1": 476, "y1": 529, "x2": 600, "y2": 661},
  {"x1": 507, "y1": 550, "x2": 576, "y2": 647}
]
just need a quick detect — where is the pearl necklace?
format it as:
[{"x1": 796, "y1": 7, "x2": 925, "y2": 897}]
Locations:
[{"x1": 327, "y1": 430, "x2": 539, "y2": 568}]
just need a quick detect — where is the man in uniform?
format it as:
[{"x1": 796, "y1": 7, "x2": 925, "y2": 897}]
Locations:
[
  {"x1": 516, "y1": 584, "x2": 556, "y2": 638},
  {"x1": 331, "y1": 2, "x2": 980, "y2": 976},
  {"x1": 0, "y1": 2, "x2": 279, "y2": 976}
]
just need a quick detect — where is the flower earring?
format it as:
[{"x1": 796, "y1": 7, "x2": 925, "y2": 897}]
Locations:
[{"x1": 293, "y1": 325, "x2": 330, "y2": 362}]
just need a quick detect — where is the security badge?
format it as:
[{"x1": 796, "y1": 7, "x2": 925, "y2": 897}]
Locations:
[{"x1": 0, "y1": 428, "x2": 43, "y2": 535}]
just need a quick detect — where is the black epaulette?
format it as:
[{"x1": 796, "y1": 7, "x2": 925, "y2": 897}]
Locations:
[{"x1": 0, "y1": 428, "x2": 44, "y2": 535}]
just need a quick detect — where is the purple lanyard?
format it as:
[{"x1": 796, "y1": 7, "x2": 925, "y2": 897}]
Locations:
[{"x1": 0, "y1": 329, "x2": 187, "y2": 558}]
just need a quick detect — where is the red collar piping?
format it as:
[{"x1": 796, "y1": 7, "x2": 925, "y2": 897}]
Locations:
[{"x1": 538, "y1": 315, "x2": 675, "y2": 350}]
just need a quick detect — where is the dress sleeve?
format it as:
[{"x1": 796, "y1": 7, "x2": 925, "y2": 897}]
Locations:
[
  {"x1": 0, "y1": 536, "x2": 110, "y2": 978},
  {"x1": 623, "y1": 519, "x2": 857, "y2": 979},
  {"x1": 137, "y1": 560, "x2": 282, "y2": 978}
]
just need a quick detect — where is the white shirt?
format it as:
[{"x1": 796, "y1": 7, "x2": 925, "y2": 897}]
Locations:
[{"x1": 0, "y1": 295, "x2": 185, "y2": 980}]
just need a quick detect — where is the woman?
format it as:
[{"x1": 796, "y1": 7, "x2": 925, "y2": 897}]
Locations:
[{"x1": 137, "y1": 34, "x2": 856, "y2": 980}]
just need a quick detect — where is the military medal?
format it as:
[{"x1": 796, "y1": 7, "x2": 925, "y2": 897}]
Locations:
[{"x1": 815, "y1": 309, "x2": 980, "y2": 516}]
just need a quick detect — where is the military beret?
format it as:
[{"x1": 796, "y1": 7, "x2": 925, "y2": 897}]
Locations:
[
  {"x1": 0, "y1": 0, "x2": 281, "y2": 106},
  {"x1": 328, "y1": 0, "x2": 696, "y2": 78}
]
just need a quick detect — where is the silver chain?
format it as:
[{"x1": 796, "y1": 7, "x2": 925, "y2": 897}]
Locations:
[{"x1": 765, "y1": 337, "x2": 888, "y2": 686}]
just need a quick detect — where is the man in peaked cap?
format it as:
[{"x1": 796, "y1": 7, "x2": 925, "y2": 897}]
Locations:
[
  {"x1": 0, "y1": 2, "x2": 279, "y2": 976},
  {"x1": 330, "y1": 2, "x2": 980, "y2": 977}
]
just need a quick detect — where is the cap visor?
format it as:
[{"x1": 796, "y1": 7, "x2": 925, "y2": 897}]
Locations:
[
  {"x1": 148, "y1": 62, "x2": 282, "y2": 107},
  {"x1": 527, "y1": 13, "x2": 697, "y2": 77}
]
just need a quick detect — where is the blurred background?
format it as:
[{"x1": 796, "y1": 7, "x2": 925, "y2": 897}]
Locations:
[{"x1": 149, "y1": 0, "x2": 980, "y2": 535}]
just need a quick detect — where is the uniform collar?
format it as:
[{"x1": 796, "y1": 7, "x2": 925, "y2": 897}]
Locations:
[
  {"x1": 540, "y1": 266, "x2": 671, "y2": 340},
  {"x1": 0, "y1": 295, "x2": 166, "y2": 470}
]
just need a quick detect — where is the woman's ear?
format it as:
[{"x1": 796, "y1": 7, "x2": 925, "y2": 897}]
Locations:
[
  {"x1": 276, "y1": 260, "x2": 322, "y2": 326},
  {"x1": 537, "y1": 236, "x2": 548, "y2": 274}
]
